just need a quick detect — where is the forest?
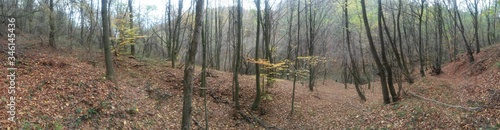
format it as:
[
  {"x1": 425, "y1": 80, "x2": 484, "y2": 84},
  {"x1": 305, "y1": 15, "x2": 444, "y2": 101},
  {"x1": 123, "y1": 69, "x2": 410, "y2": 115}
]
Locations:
[{"x1": 0, "y1": 0, "x2": 499, "y2": 129}]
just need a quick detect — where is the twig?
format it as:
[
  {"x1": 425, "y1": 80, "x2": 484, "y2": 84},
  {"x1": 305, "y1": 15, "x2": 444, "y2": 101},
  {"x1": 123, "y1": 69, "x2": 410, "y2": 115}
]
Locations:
[
  {"x1": 192, "y1": 118, "x2": 205, "y2": 130},
  {"x1": 406, "y1": 91, "x2": 482, "y2": 111}
]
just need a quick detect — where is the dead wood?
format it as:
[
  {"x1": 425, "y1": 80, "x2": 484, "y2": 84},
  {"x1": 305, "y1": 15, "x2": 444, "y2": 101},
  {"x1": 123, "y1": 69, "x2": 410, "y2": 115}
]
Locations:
[{"x1": 406, "y1": 90, "x2": 482, "y2": 111}]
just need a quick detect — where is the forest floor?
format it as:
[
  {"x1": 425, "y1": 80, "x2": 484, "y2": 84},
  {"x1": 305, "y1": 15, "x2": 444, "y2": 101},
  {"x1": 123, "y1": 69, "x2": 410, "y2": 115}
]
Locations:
[{"x1": 1, "y1": 35, "x2": 499, "y2": 129}]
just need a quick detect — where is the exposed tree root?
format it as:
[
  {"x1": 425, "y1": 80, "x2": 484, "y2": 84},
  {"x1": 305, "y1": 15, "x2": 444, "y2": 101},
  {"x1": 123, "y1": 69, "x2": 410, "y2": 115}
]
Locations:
[{"x1": 406, "y1": 91, "x2": 482, "y2": 111}]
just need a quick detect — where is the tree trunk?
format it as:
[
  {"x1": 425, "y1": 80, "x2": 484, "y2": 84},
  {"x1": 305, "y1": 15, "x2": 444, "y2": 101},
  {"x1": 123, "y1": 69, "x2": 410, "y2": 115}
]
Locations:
[
  {"x1": 128, "y1": 0, "x2": 135, "y2": 55},
  {"x1": 396, "y1": 0, "x2": 413, "y2": 83},
  {"x1": 307, "y1": 0, "x2": 315, "y2": 92},
  {"x1": 454, "y1": 0, "x2": 474, "y2": 63},
  {"x1": 232, "y1": 0, "x2": 242, "y2": 110},
  {"x1": 418, "y1": 0, "x2": 426, "y2": 77},
  {"x1": 345, "y1": 0, "x2": 366, "y2": 101},
  {"x1": 49, "y1": 0, "x2": 56, "y2": 48},
  {"x1": 181, "y1": 0, "x2": 204, "y2": 129},
  {"x1": 378, "y1": 0, "x2": 398, "y2": 102},
  {"x1": 172, "y1": 0, "x2": 184, "y2": 68},
  {"x1": 472, "y1": 0, "x2": 480, "y2": 53},
  {"x1": 291, "y1": 0, "x2": 300, "y2": 116},
  {"x1": 251, "y1": 0, "x2": 262, "y2": 111},
  {"x1": 361, "y1": 0, "x2": 391, "y2": 104},
  {"x1": 101, "y1": 0, "x2": 115, "y2": 81}
]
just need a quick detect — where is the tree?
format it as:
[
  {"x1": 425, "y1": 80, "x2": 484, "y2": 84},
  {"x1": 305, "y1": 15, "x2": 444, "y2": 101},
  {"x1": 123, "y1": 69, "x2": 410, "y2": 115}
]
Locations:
[
  {"x1": 345, "y1": 0, "x2": 366, "y2": 101},
  {"x1": 454, "y1": 0, "x2": 475, "y2": 63},
  {"x1": 49, "y1": 0, "x2": 56, "y2": 48},
  {"x1": 361, "y1": 0, "x2": 392, "y2": 104},
  {"x1": 263, "y1": 0, "x2": 274, "y2": 89},
  {"x1": 201, "y1": 1, "x2": 209, "y2": 128},
  {"x1": 181, "y1": 0, "x2": 204, "y2": 129},
  {"x1": 128, "y1": 0, "x2": 135, "y2": 55},
  {"x1": 101, "y1": 0, "x2": 115, "y2": 81},
  {"x1": 378, "y1": 0, "x2": 398, "y2": 102},
  {"x1": 307, "y1": 0, "x2": 315, "y2": 91},
  {"x1": 432, "y1": 1, "x2": 443, "y2": 75},
  {"x1": 232, "y1": 0, "x2": 243, "y2": 110},
  {"x1": 468, "y1": 0, "x2": 480, "y2": 53},
  {"x1": 396, "y1": 0, "x2": 413, "y2": 83},
  {"x1": 172, "y1": 0, "x2": 184, "y2": 67},
  {"x1": 290, "y1": 0, "x2": 301, "y2": 116},
  {"x1": 251, "y1": 0, "x2": 263, "y2": 111},
  {"x1": 418, "y1": 0, "x2": 426, "y2": 77}
]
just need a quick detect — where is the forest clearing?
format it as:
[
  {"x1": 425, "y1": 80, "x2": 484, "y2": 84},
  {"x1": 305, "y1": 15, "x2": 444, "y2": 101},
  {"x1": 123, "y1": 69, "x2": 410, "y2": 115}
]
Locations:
[{"x1": 1, "y1": 0, "x2": 500, "y2": 129}]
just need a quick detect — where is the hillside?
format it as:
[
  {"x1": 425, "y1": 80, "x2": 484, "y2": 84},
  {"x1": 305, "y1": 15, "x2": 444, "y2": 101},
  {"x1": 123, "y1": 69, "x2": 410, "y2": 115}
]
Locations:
[{"x1": 1, "y1": 36, "x2": 499, "y2": 129}]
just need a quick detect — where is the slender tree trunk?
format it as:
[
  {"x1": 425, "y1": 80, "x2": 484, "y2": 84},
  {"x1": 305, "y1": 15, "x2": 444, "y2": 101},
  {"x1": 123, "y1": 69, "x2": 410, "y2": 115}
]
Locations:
[
  {"x1": 378, "y1": 0, "x2": 398, "y2": 102},
  {"x1": 307, "y1": 0, "x2": 315, "y2": 91},
  {"x1": 291, "y1": 0, "x2": 300, "y2": 116},
  {"x1": 101, "y1": 0, "x2": 114, "y2": 81},
  {"x1": 201, "y1": 1, "x2": 208, "y2": 127},
  {"x1": 232, "y1": 0, "x2": 242, "y2": 110},
  {"x1": 251, "y1": 0, "x2": 262, "y2": 111},
  {"x1": 472, "y1": 0, "x2": 480, "y2": 53},
  {"x1": 361, "y1": 0, "x2": 391, "y2": 104},
  {"x1": 172, "y1": 0, "x2": 184, "y2": 68},
  {"x1": 263, "y1": 0, "x2": 274, "y2": 90},
  {"x1": 49, "y1": 0, "x2": 56, "y2": 48},
  {"x1": 396, "y1": 0, "x2": 412, "y2": 83},
  {"x1": 418, "y1": 0, "x2": 426, "y2": 77},
  {"x1": 181, "y1": 0, "x2": 204, "y2": 129},
  {"x1": 382, "y1": 0, "x2": 412, "y2": 84},
  {"x1": 80, "y1": 1, "x2": 85, "y2": 45},
  {"x1": 345, "y1": 0, "x2": 366, "y2": 101},
  {"x1": 454, "y1": 0, "x2": 474, "y2": 63},
  {"x1": 128, "y1": 0, "x2": 135, "y2": 55},
  {"x1": 286, "y1": 0, "x2": 294, "y2": 80},
  {"x1": 433, "y1": 1, "x2": 443, "y2": 75}
]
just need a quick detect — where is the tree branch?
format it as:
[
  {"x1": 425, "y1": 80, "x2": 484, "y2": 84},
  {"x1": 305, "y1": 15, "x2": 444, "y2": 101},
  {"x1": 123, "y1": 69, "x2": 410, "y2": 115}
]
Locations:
[{"x1": 406, "y1": 91, "x2": 482, "y2": 111}]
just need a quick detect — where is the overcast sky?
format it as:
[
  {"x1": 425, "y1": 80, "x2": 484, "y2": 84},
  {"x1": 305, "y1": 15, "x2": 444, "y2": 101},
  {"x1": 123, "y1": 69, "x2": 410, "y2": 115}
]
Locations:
[{"x1": 105, "y1": 0, "x2": 494, "y2": 27}]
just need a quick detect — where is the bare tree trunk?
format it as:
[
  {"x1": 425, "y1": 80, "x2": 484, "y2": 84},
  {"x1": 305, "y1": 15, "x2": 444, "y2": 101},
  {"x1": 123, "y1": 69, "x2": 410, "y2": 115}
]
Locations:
[
  {"x1": 49, "y1": 0, "x2": 56, "y2": 48},
  {"x1": 418, "y1": 0, "x2": 426, "y2": 77},
  {"x1": 181, "y1": 0, "x2": 204, "y2": 129},
  {"x1": 432, "y1": 1, "x2": 443, "y2": 75},
  {"x1": 307, "y1": 0, "x2": 316, "y2": 91},
  {"x1": 396, "y1": 0, "x2": 413, "y2": 83},
  {"x1": 101, "y1": 0, "x2": 115, "y2": 81},
  {"x1": 128, "y1": 0, "x2": 135, "y2": 55},
  {"x1": 232, "y1": 0, "x2": 242, "y2": 110},
  {"x1": 345, "y1": 0, "x2": 366, "y2": 101},
  {"x1": 361, "y1": 0, "x2": 391, "y2": 104},
  {"x1": 291, "y1": 0, "x2": 300, "y2": 116},
  {"x1": 251, "y1": 0, "x2": 262, "y2": 111},
  {"x1": 454, "y1": 0, "x2": 474, "y2": 63},
  {"x1": 172, "y1": 0, "x2": 184, "y2": 68},
  {"x1": 378, "y1": 0, "x2": 398, "y2": 102},
  {"x1": 471, "y1": 0, "x2": 480, "y2": 53}
]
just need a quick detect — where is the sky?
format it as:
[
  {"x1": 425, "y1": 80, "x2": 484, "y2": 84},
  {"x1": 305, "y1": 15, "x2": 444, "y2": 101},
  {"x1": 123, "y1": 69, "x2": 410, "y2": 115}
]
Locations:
[{"x1": 131, "y1": 0, "x2": 283, "y2": 24}]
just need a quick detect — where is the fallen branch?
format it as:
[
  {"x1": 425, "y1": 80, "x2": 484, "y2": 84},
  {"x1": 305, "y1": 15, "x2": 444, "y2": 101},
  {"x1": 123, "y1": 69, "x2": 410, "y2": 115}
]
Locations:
[
  {"x1": 406, "y1": 91, "x2": 482, "y2": 111},
  {"x1": 243, "y1": 109, "x2": 281, "y2": 130},
  {"x1": 192, "y1": 118, "x2": 205, "y2": 130}
]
